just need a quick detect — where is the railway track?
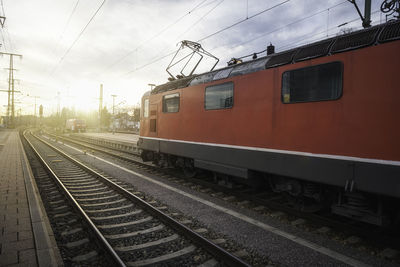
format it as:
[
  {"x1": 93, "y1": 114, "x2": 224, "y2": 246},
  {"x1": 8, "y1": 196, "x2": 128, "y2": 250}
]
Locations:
[
  {"x1": 45, "y1": 131, "x2": 400, "y2": 257},
  {"x1": 50, "y1": 132, "x2": 141, "y2": 160},
  {"x1": 24, "y1": 130, "x2": 249, "y2": 267}
]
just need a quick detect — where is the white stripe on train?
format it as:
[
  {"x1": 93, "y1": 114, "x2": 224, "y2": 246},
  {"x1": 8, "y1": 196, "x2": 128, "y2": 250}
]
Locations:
[{"x1": 140, "y1": 136, "x2": 400, "y2": 166}]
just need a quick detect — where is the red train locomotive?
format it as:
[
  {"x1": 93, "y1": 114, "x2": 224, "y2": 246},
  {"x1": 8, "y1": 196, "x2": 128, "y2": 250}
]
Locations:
[{"x1": 139, "y1": 21, "x2": 400, "y2": 225}]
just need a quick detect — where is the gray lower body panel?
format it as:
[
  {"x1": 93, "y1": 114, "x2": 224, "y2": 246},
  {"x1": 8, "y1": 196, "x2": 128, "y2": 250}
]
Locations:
[{"x1": 138, "y1": 137, "x2": 400, "y2": 198}]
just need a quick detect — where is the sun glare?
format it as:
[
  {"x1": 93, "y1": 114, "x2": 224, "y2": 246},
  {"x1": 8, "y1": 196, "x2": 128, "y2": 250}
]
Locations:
[{"x1": 63, "y1": 85, "x2": 99, "y2": 113}]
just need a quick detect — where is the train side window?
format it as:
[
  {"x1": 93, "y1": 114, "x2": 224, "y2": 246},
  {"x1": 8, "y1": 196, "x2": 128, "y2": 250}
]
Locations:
[
  {"x1": 143, "y1": 99, "x2": 149, "y2": 118},
  {"x1": 281, "y1": 61, "x2": 343, "y2": 103},
  {"x1": 205, "y1": 82, "x2": 234, "y2": 110},
  {"x1": 162, "y1": 93, "x2": 180, "y2": 113}
]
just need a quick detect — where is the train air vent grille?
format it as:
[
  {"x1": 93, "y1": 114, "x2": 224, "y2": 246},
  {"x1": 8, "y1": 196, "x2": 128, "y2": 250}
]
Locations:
[
  {"x1": 294, "y1": 39, "x2": 335, "y2": 62},
  {"x1": 331, "y1": 26, "x2": 381, "y2": 54},
  {"x1": 265, "y1": 49, "x2": 298, "y2": 69},
  {"x1": 378, "y1": 20, "x2": 400, "y2": 43}
]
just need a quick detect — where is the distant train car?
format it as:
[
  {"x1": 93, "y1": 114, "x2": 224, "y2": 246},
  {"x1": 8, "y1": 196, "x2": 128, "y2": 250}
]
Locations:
[
  {"x1": 138, "y1": 21, "x2": 400, "y2": 225},
  {"x1": 65, "y1": 119, "x2": 86, "y2": 132}
]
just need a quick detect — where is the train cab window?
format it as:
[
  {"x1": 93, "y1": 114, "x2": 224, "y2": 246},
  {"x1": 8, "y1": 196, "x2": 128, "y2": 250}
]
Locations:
[
  {"x1": 162, "y1": 93, "x2": 180, "y2": 113},
  {"x1": 281, "y1": 61, "x2": 343, "y2": 103},
  {"x1": 205, "y1": 82, "x2": 234, "y2": 110},
  {"x1": 143, "y1": 99, "x2": 149, "y2": 118}
]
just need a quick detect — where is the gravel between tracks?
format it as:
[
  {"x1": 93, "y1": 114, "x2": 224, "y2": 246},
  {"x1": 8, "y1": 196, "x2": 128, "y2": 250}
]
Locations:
[{"x1": 46, "y1": 136, "x2": 400, "y2": 267}]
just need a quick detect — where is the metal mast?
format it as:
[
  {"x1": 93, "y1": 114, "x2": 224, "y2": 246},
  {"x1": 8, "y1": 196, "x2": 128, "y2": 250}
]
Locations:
[{"x1": 1, "y1": 52, "x2": 22, "y2": 128}]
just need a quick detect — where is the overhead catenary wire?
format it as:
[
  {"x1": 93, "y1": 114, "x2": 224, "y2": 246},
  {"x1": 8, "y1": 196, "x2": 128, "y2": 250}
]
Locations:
[
  {"x1": 124, "y1": 50, "x2": 177, "y2": 76},
  {"x1": 0, "y1": 0, "x2": 6, "y2": 51},
  {"x1": 125, "y1": 0, "x2": 291, "y2": 75},
  {"x1": 176, "y1": 0, "x2": 224, "y2": 41},
  {"x1": 1, "y1": 0, "x2": 13, "y2": 51},
  {"x1": 51, "y1": 0, "x2": 80, "y2": 56},
  {"x1": 60, "y1": 0, "x2": 80, "y2": 38},
  {"x1": 278, "y1": 9, "x2": 380, "y2": 51},
  {"x1": 105, "y1": 0, "x2": 209, "y2": 71},
  {"x1": 148, "y1": 0, "x2": 225, "y2": 65},
  {"x1": 51, "y1": 0, "x2": 106, "y2": 74},
  {"x1": 196, "y1": 0, "x2": 291, "y2": 42},
  {"x1": 0, "y1": 26, "x2": 6, "y2": 51},
  {"x1": 234, "y1": 0, "x2": 348, "y2": 48},
  {"x1": 232, "y1": 9, "x2": 380, "y2": 61},
  {"x1": 214, "y1": 0, "x2": 348, "y2": 59}
]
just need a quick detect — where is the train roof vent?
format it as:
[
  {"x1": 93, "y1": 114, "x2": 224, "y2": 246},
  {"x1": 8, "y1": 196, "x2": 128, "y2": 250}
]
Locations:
[
  {"x1": 265, "y1": 48, "x2": 298, "y2": 69},
  {"x1": 378, "y1": 20, "x2": 400, "y2": 43},
  {"x1": 152, "y1": 75, "x2": 195, "y2": 94},
  {"x1": 189, "y1": 71, "x2": 217, "y2": 86},
  {"x1": 331, "y1": 25, "x2": 381, "y2": 54},
  {"x1": 229, "y1": 57, "x2": 269, "y2": 77},
  {"x1": 293, "y1": 38, "x2": 335, "y2": 62}
]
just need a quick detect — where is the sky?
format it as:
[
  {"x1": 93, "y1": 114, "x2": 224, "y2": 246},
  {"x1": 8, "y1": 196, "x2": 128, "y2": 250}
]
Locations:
[{"x1": 0, "y1": 0, "x2": 388, "y2": 116}]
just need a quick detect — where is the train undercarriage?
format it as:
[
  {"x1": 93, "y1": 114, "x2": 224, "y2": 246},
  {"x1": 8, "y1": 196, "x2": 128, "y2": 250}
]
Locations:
[{"x1": 141, "y1": 150, "x2": 399, "y2": 226}]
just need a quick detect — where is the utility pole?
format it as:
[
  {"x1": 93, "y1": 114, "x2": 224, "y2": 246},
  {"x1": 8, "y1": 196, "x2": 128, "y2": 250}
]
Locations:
[
  {"x1": 111, "y1": 95, "x2": 117, "y2": 115},
  {"x1": 99, "y1": 84, "x2": 103, "y2": 131},
  {"x1": 111, "y1": 94, "x2": 117, "y2": 134},
  {"x1": 57, "y1": 92, "x2": 61, "y2": 131},
  {"x1": 26, "y1": 94, "x2": 40, "y2": 126},
  {"x1": 33, "y1": 96, "x2": 39, "y2": 126},
  {"x1": 57, "y1": 92, "x2": 60, "y2": 115},
  {"x1": 34, "y1": 97, "x2": 37, "y2": 117},
  {"x1": 348, "y1": 0, "x2": 371, "y2": 28},
  {"x1": 0, "y1": 52, "x2": 22, "y2": 128}
]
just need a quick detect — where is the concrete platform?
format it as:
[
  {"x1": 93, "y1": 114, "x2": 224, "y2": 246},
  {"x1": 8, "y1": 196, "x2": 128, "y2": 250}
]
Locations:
[
  {"x1": 0, "y1": 129, "x2": 62, "y2": 267},
  {"x1": 78, "y1": 132, "x2": 139, "y2": 144},
  {"x1": 71, "y1": 132, "x2": 139, "y2": 152}
]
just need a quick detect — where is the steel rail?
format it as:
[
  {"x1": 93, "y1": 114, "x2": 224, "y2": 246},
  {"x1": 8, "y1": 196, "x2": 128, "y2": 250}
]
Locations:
[
  {"x1": 23, "y1": 130, "x2": 127, "y2": 267},
  {"x1": 48, "y1": 132, "x2": 400, "y2": 250},
  {"x1": 32, "y1": 131, "x2": 250, "y2": 267},
  {"x1": 49, "y1": 132, "x2": 140, "y2": 159}
]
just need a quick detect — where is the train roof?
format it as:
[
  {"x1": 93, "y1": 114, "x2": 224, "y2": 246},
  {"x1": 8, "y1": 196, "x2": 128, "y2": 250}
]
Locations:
[{"x1": 151, "y1": 20, "x2": 400, "y2": 95}]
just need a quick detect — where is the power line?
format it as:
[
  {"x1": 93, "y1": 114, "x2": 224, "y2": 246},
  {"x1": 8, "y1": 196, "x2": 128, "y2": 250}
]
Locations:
[
  {"x1": 0, "y1": 28, "x2": 6, "y2": 51},
  {"x1": 233, "y1": 0, "x2": 348, "y2": 48},
  {"x1": 51, "y1": 0, "x2": 80, "y2": 55},
  {"x1": 1, "y1": 0, "x2": 13, "y2": 51},
  {"x1": 177, "y1": 0, "x2": 224, "y2": 40},
  {"x1": 61, "y1": 0, "x2": 80, "y2": 37},
  {"x1": 124, "y1": 0, "x2": 291, "y2": 75},
  {"x1": 279, "y1": 9, "x2": 380, "y2": 51},
  {"x1": 122, "y1": 0, "x2": 380, "y2": 77},
  {"x1": 124, "y1": 50, "x2": 177, "y2": 76},
  {"x1": 52, "y1": 0, "x2": 106, "y2": 73},
  {"x1": 149, "y1": 0, "x2": 224, "y2": 65},
  {"x1": 105, "y1": 0, "x2": 209, "y2": 71},
  {"x1": 203, "y1": 0, "x2": 348, "y2": 58},
  {"x1": 0, "y1": 0, "x2": 6, "y2": 51},
  {"x1": 197, "y1": 0, "x2": 291, "y2": 42}
]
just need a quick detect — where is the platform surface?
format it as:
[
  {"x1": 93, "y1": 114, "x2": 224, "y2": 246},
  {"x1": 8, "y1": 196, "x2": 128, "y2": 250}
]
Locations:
[
  {"x1": 79, "y1": 132, "x2": 139, "y2": 144},
  {"x1": 0, "y1": 129, "x2": 61, "y2": 267}
]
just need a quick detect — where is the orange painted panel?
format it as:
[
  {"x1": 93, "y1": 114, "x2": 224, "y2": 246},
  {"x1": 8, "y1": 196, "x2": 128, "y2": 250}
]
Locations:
[{"x1": 142, "y1": 41, "x2": 400, "y2": 161}]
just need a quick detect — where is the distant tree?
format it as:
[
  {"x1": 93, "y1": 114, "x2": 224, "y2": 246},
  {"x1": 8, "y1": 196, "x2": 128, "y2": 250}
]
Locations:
[{"x1": 133, "y1": 107, "x2": 140, "y2": 122}]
